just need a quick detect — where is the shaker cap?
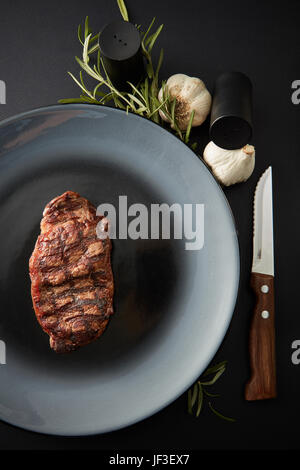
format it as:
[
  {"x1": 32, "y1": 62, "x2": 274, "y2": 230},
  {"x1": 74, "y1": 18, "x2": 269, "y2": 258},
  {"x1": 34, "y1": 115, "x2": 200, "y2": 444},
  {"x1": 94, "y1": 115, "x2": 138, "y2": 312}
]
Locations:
[
  {"x1": 210, "y1": 71, "x2": 253, "y2": 150},
  {"x1": 99, "y1": 20, "x2": 141, "y2": 61},
  {"x1": 99, "y1": 20, "x2": 145, "y2": 90}
]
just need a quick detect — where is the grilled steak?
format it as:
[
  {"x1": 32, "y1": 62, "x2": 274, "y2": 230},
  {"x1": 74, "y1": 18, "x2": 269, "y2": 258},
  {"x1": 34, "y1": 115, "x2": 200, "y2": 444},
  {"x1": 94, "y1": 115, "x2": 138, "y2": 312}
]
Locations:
[{"x1": 29, "y1": 191, "x2": 114, "y2": 353}]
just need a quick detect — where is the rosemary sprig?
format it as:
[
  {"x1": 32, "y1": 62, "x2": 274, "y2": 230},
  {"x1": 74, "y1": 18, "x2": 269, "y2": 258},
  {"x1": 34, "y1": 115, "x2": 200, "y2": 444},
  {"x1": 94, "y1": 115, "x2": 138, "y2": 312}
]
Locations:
[
  {"x1": 60, "y1": 16, "x2": 164, "y2": 117},
  {"x1": 117, "y1": 0, "x2": 129, "y2": 22},
  {"x1": 187, "y1": 361, "x2": 235, "y2": 422},
  {"x1": 59, "y1": 1, "x2": 197, "y2": 146}
]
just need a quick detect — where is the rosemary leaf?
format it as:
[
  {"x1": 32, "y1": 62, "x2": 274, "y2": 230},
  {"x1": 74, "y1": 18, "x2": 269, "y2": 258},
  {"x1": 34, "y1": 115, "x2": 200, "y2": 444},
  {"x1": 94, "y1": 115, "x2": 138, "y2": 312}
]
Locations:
[
  {"x1": 144, "y1": 32, "x2": 156, "y2": 47},
  {"x1": 87, "y1": 32, "x2": 100, "y2": 54},
  {"x1": 98, "y1": 92, "x2": 114, "y2": 104},
  {"x1": 152, "y1": 112, "x2": 160, "y2": 124},
  {"x1": 141, "y1": 44, "x2": 153, "y2": 72},
  {"x1": 196, "y1": 383, "x2": 203, "y2": 417},
  {"x1": 79, "y1": 70, "x2": 86, "y2": 88},
  {"x1": 170, "y1": 97, "x2": 176, "y2": 122},
  {"x1": 203, "y1": 389, "x2": 221, "y2": 398},
  {"x1": 115, "y1": 96, "x2": 128, "y2": 109},
  {"x1": 88, "y1": 42, "x2": 100, "y2": 55},
  {"x1": 151, "y1": 95, "x2": 161, "y2": 108},
  {"x1": 99, "y1": 59, "x2": 119, "y2": 108},
  {"x1": 58, "y1": 98, "x2": 88, "y2": 104},
  {"x1": 127, "y1": 93, "x2": 146, "y2": 108},
  {"x1": 185, "y1": 109, "x2": 195, "y2": 143},
  {"x1": 161, "y1": 80, "x2": 167, "y2": 100},
  {"x1": 147, "y1": 24, "x2": 164, "y2": 53},
  {"x1": 148, "y1": 95, "x2": 168, "y2": 118},
  {"x1": 117, "y1": 0, "x2": 129, "y2": 21},
  {"x1": 202, "y1": 361, "x2": 228, "y2": 378},
  {"x1": 144, "y1": 78, "x2": 149, "y2": 109},
  {"x1": 137, "y1": 106, "x2": 148, "y2": 114},
  {"x1": 95, "y1": 90, "x2": 107, "y2": 98},
  {"x1": 145, "y1": 27, "x2": 163, "y2": 49},
  {"x1": 79, "y1": 95, "x2": 99, "y2": 104},
  {"x1": 142, "y1": 17, "x2": 156, "y2": 44},
  {"x1": 89, "y1": 33, "x2": 100, "y2": 45},
  {"x1": 149, "y1": 98, "x2": 155, "y2": 117},
  {"x1": 208, "y1": 402, "x2": 236, "y2": 423},
  {"x1": 83, "y1": 33, "x2": 91, "y2": 64},
  {"x1": 187, "y1": 389, "x2": 192, "y2": 415},
  {"x1": 75, "y1": 56, "x2": 100, "y2": 81},
  {"x1": 146, "y1": 62, "x2": 153, "y2": 79},
  {"x1": 200, "y1": 367, "x2": 226, "y2": 386},
  {"x1": 67, "y1": 71, "x2": 94, "y2": 99},
  {"x1": 77, "y1": 23, "x2": 84, "y2": 46},
  {"x1": 127, "y1": 82, "x2": 147, "y2": 104},
  {"x1": 93, "y1": 82, "x2": 105, "y2": 99},
  {"x1": 96, "y1": 50, "x2": 101, "y2": 74},
  {"x1": 155, "y1": 48, "x2": 164, "y2": 81},
  {"x1": 191, "y1": 383, "x2": 198, "y2": 409},
  {"x1": 84, "y1": 16, "x2": 90, "y2": 39}
]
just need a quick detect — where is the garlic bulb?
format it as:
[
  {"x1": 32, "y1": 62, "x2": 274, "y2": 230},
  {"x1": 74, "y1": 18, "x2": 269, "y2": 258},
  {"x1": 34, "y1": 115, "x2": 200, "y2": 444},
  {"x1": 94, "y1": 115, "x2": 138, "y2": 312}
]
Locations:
[
  {"x1": 158, "y1": 73, "x2": 212, "y2": 131},
  {"x1": 203, "y1": 142, "x2": 255, "y2": 186}
]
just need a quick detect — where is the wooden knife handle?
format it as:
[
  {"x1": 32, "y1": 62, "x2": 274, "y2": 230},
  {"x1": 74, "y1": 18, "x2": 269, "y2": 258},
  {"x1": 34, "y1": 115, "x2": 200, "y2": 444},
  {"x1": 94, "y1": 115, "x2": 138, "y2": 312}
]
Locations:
[{"x1": 245, "y1": 272, "x2": 276, "y2": 401}]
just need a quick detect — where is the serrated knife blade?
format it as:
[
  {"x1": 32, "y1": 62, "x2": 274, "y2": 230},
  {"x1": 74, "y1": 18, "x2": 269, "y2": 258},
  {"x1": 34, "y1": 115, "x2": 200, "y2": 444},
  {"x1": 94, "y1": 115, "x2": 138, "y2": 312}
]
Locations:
[
  {"x1": 245, "y1": 166, "x2": 276, "y2": 401},
  {"x1": 252, "y1": 166, "x2": 274, "y2": 276}
]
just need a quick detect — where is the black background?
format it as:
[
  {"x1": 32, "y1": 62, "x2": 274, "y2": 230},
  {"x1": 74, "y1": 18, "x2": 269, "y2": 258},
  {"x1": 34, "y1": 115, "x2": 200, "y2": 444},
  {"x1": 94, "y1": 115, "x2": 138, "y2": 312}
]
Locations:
[{"x1": 0, "y1": 0, "x2": 299, "y2": 451}]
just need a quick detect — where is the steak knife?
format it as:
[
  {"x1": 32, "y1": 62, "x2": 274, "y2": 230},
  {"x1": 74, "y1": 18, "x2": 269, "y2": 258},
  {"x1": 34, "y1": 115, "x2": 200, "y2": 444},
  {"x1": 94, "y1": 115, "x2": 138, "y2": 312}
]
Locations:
[{"x1": 245, "y1": 166, "x2": 276, "y2": 401}]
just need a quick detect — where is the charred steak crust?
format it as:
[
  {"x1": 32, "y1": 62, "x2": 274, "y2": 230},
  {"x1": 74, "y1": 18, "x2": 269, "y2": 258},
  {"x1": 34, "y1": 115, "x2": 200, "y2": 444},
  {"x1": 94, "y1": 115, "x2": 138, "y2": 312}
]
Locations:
[{"x1": 29, "y1": 191, "x2": 114, "y2": 353}]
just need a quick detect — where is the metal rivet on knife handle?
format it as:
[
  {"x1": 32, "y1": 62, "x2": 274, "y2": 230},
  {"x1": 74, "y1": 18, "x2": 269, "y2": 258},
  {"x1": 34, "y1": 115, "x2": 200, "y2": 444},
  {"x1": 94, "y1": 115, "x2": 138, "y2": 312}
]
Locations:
[{"x1": 261, "y1": 285, "x2": 269, "y2": 293}]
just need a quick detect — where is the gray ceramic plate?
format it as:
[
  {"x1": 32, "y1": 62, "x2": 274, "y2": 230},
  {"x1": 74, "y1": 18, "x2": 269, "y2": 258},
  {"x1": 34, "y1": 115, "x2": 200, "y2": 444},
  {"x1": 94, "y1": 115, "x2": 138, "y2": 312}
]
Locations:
[{"x1": 0, "y1": 105, "x2": 239, "y2": 436}]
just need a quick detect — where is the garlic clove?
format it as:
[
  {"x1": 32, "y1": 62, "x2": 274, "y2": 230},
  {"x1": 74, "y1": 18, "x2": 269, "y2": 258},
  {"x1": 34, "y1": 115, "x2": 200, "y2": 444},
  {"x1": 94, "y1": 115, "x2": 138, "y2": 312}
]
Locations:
[
  {"x1": 203, "y1": 142, "x2": 255, "y2": 186},
  {"x1": 191, "y1": 91, "x2": 212, "y2": 125},
  {"x1": 167, "y1": 73, "x2": 188, "y2": 92}
]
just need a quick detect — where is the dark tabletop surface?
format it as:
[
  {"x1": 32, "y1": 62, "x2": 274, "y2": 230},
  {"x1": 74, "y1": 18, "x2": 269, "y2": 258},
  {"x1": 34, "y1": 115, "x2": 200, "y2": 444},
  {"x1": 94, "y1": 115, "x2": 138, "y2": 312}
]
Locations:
[{"x1": 0, "y1": 0, "x2": 299, "y2": 451}]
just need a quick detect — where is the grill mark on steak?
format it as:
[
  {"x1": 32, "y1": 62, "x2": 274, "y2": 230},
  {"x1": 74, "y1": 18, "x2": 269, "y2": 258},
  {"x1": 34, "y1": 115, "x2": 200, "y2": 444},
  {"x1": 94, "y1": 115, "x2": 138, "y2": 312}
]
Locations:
[{"x1": 29, "y1": 191, "x2": 114, "y2": 353}]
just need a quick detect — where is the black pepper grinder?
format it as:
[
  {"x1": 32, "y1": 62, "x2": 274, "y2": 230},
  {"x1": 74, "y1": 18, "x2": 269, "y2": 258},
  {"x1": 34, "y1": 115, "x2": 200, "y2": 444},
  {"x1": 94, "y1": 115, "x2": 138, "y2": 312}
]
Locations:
[
  {"x1": 210, "y1": 72, "x2": 253, "y2": 150},
  {"x1": 99, "y1": 20, "x2": 145, "y2": 91}
]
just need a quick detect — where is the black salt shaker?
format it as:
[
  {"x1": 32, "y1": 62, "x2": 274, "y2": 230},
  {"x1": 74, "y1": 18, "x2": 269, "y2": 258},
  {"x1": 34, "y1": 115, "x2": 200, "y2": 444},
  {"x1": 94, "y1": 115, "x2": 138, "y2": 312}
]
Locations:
[
  {"x1": 210, "y1": 72, "x2": 253, "y2": 150},
  {"x1": 99, "y1": 20, "x2": 145, "y2": 91}
]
